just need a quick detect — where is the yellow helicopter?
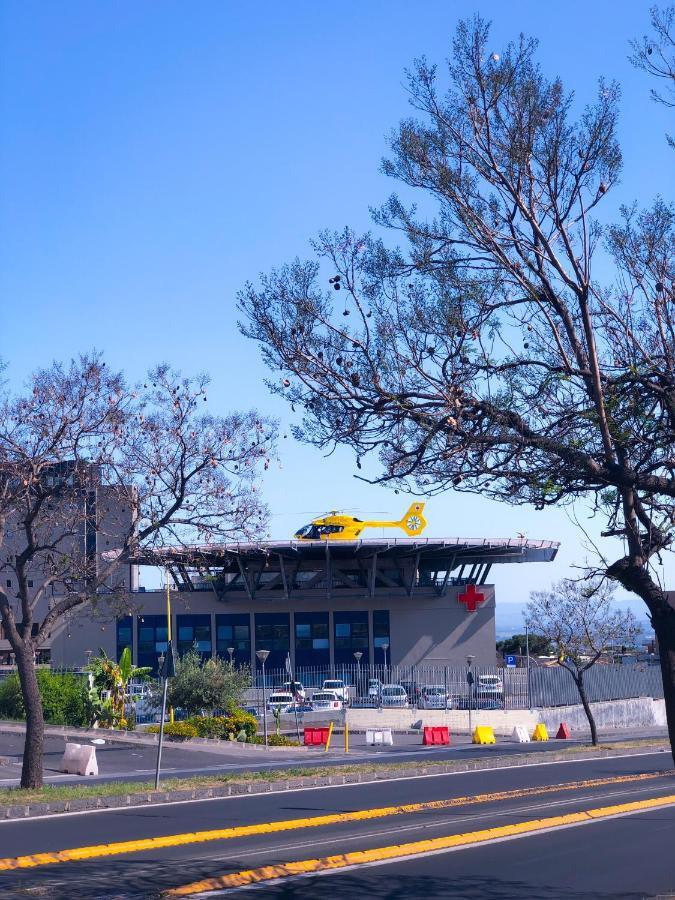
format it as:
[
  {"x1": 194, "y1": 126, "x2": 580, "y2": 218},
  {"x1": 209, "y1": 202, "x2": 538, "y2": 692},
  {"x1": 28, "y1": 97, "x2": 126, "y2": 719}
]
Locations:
[{"x1": 294, "y1": 502, "x2": 427, "y2": 541}]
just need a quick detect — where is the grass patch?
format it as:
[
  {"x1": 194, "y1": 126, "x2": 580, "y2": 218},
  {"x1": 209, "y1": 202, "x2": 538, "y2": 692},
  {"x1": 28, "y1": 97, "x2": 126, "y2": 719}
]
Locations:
[{"x1": 0, "y1": 738, "x2": 668, "y2": 809}]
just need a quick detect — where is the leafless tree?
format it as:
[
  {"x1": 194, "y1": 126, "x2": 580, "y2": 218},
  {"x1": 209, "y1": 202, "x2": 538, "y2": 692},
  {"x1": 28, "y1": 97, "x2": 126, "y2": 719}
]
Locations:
[
  {"x1": 526, "y1": 579, "x2": 640, "y2": 744},
  {"x1": 630, "y1": 5, "x2": 675, "y2": 146},
  {"x1": 0, "y1": 354, "x2": 276, "y2": 788},
  {"x1": 239, "y1": 18, "x2": 675, "y2": 760}
]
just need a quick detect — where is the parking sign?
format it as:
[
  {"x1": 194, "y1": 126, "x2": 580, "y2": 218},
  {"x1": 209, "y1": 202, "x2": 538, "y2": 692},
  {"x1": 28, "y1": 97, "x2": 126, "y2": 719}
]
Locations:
[{"x1": 505, "y1": 654, "x2": 516, "y2": 668}]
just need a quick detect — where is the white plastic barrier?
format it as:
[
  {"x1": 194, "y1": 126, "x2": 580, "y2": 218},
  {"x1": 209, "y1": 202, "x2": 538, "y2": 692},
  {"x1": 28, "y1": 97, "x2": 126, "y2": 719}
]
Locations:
[
  {"x1": 366, "y1": 728, "x2": 394, "y2": 746},
  {"x1": 60, "y1": 742, "x2": 99, "y2": 776},
  {"x1": 511, "y1": 725, "x2": 531, "y2": 743}
]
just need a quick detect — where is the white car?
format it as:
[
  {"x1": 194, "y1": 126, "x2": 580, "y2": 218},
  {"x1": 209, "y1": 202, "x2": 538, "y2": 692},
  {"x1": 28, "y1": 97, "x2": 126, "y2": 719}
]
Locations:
[
  {"x1": 380, "y1": 684, "x2": 408, "y2": 707},
  {"x1": 267, "y1": 691, "x2": 295, "y2": 712},
  {"x1": 477, "y1": 675, "x2": 504, "y2": 700},
  {"x1": 280, "y1": 681, "x2": 307, "y2": 701},
  {"x1": 311, "y1": 690, "x2": 343, "y2": 711},
  {"x1": 322, "y1": 679, "x2": 350, "y2": 703},
  {"x1": 418, "y1": 685, "x2": 451, "y2": 710}
]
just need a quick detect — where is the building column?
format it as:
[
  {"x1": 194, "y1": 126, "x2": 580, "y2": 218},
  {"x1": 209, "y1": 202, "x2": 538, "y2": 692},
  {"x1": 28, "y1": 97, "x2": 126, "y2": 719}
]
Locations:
[
  {"x1": 289, "y1": 611, "x2": 296, "y2": 672},
  {"x1": 210, "y1": 612, "x2": 217, "y2": 659},
  {"x1": 248, "y1": 612, "x2": 255, "y2": 672}
]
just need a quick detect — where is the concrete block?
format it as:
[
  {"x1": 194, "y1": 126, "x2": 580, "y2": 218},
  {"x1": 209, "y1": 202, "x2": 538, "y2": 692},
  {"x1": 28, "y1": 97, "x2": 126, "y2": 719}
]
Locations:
[
  {"x1": 60, "y1": 742, "x2": 98, "y2": 776},
  {"x1": 472, "y1": 726, "x2": 496, "y2": 744},
  {"x1": 366, "y1": 728, "x2": 393, "y2": 746},
  {"x1": 532, "y1": 723, "x2": 549, "y2": 741},
  {"x1": 511, "y1": 725, "x2": 530, "y2": 743}
]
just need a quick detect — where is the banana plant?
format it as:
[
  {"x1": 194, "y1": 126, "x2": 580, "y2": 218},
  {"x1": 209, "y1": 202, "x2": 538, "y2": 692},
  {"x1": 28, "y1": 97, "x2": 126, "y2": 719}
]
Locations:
[{"x1": 87, "y1": 647, "x2": 151, "y2": 727}]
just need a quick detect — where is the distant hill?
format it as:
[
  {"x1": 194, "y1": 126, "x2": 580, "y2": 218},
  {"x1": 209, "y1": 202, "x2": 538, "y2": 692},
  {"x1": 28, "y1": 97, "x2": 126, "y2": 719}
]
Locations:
[{"x1": 495, "y1": 599, "x2": 652, "y2": 640}]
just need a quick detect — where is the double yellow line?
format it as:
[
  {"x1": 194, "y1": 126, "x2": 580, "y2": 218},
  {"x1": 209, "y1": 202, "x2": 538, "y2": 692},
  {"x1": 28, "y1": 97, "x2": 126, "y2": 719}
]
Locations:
[
  {"x1": 0, "y1": 770, "x2": 670, "y2": 873},
  {"x1": 166, "y1": 793, "x2": 675, "y2": 896}
]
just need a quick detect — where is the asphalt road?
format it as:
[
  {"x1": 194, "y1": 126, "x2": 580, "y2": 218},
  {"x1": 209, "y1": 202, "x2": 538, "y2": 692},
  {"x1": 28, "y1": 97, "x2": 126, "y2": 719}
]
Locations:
[
  {"x1": 0, "y1": 750, "x2": 674, "y2": 898},
  {"x1": 0, "y1": 728, "x2": 669, "y2": 787}
]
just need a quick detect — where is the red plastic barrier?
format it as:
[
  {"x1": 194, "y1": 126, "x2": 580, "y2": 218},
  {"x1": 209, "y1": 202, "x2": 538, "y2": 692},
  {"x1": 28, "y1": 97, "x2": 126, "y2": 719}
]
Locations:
[
  {"x1": 423, "y1": 726, "x2": 450, "y2": 745},
  {"x1": 304, "y1": 727, "x2": 330, "y2": 746},
  {"x1": 556, "y1": 722, "x2": 571, "y2": 739}
]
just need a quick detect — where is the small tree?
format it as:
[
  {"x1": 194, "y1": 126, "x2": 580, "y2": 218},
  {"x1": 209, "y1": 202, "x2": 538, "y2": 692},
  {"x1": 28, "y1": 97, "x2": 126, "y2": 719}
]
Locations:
[
  {"x1": 526, "y1": 579, "x2": 640, "y2": 745},
  {"x1": 87, "y1": 647, "x2": 151, "y2": 728},
  {"x1": 0, "y1": 353, "x2": 275, "y2": 787},
  {"x1": 165, "y1": 648, "x2": 251, "y2": 717}
]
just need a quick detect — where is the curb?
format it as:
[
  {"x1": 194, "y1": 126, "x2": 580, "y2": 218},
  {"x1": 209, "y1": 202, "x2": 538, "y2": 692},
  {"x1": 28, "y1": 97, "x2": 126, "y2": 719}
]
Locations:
[{"x1": 0, "y1": 743, "x2": 669, "y2": 821}]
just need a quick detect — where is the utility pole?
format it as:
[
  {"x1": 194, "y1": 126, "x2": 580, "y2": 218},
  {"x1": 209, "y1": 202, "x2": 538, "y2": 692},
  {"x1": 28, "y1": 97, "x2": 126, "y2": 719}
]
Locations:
[{"x1": 256, "y1": 649, "x2": 270, "y2": 745}]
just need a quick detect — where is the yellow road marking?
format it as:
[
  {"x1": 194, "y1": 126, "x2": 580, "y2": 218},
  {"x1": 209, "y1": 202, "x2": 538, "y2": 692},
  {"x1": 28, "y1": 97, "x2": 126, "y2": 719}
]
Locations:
[
  {"x1": 0, "y1": 770, "x2": 670, "y2": 872},
  {"x1": 165, "y1": 792, "x2": 675, "y2": 896}
]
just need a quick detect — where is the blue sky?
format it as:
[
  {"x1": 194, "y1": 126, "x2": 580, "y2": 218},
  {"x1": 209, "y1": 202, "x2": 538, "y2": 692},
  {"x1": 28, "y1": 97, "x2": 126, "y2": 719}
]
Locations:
[{"x1": 1, "y1": 1, "x2": 672, "y2": 618}]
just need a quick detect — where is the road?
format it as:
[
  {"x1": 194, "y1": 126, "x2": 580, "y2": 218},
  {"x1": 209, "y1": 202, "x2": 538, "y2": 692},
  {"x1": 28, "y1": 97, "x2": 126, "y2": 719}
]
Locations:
[
  {"x1": 0, "y1": 750, "x2": 674, "y2": 898},
  {"x1": 0, "y1": 728, "x2": 669, "y2": 787}
]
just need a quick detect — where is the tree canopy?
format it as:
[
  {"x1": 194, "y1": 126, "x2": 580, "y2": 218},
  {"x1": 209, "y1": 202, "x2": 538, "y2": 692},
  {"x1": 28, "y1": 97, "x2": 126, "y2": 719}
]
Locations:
[{"x1": 239, "y1": 14, "x2": 675, "y2": 757}]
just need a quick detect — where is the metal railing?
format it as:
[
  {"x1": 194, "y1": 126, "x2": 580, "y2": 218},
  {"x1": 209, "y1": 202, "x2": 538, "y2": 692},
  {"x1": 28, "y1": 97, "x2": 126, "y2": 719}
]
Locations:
[{"x1": 248, "y1": 662, "x2": 664, "y2": 711}]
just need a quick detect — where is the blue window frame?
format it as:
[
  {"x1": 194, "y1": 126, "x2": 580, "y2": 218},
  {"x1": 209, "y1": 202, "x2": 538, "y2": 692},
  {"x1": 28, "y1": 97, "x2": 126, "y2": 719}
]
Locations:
[
  {"x1": 254, "y1": 613, "x2": 290, "y2": 670},
  {"x1": 176, "y1": 614, "x2": 212, "y2": 661},
  {"x1": 294, "y1": 611, "x2": 329, "y2": 667},
  {"x1": 137, "y1": 615, "x2": 169, "y2": 674},
  {"x1": 373, "y1": 609, "x2": 390, "y2": 652},
  {"x1": 116, "y1": 616, "x2": 133, "y2": 662},
  {"x1": 216, "y1": 614, "x2": 251, "y2": 666},
  {"x1": 333, "y1": 610, "x2": 368, "y2": 665}
]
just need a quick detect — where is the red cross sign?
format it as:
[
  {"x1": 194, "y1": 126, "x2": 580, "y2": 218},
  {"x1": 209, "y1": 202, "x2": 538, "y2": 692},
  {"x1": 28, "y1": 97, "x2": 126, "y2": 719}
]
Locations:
[{"x1": 458, "y1": 584, "x2": 486, "y2": 612}]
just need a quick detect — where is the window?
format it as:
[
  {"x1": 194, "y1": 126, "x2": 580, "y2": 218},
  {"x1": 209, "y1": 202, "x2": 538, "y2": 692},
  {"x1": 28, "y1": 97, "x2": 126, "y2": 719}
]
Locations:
[
  {"x1": 136, "y1": 615, "x2": 170, "y2": 674},
  {"x1": 254, "y1": 613, "x2": 290, "y2": 669},
  {"x1": 176, "y1": 614, "x2": 212, "y2": 659},
  {"x1": 27, "y1": 580, "x2": 33, "y2": 588},
  {"x1": 373, "y1": 609, "x2": 390, "y2": 651},
  {"x1": 215, "y1": 614, "x2": 250, "y2": 665},
  {"x1": 5, "y1": 580, "x2": 11, "y2": 588},
  {"x1": 294, "y1": 612, "x2": 329, "y2": 666},
  {"x1": 333, "y1": 611, "x2": 368, "y2": 665},
  {"x1": 116, "y1": 616, "x2": 133, "y2": 661}
]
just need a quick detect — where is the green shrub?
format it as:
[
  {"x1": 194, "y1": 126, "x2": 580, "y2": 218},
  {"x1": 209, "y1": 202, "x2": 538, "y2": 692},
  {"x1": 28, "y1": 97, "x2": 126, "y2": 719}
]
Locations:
[
  {"x1": 0, "y1": 672, "x2": 89, "y2": 726},
  {"x1": 145, "y1": 721, "x2": 197, "y2": 740},
  {"x1": 267, "y1": 734, "x2": 300, "y2": 746},
  {"x1": 185, "y1": 711, "x2": 258, "y2": 741},
  {"x1": 189, "y1": 715, "x2": 226, "y2": 739},
  {"x1": 0, "y1": 675, "x2": 23, "y2": 719}
]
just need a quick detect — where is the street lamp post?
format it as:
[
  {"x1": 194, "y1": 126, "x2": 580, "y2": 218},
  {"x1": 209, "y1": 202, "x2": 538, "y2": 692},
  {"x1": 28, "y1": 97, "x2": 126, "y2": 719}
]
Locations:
[
  {"x1": 525, "y1": 622, "x2": 531, "y2": 709},
  {"x1": 381, "y1": 642, "x2": 389, "y2": 681},
  {"x1": 256, "y1": 649, "x2": 270, "y2": 746},
  {"x1": 227, "y1": 647, "x2": 235, "y2": 668},
  {"x1": 353, "y1": 651, "x2": 362, "y2": 700},
  {"x1": 466, "y1": 655, "x2": 475, "y2": 735},
  {"x1": 154, "y1": 642, "x2": 176, "y2": 790}
]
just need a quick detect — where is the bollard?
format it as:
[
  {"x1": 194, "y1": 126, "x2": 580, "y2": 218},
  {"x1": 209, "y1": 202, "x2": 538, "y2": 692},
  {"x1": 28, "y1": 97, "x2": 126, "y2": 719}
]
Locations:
[{"x1": 511, "y1": 725, "x2": 530, "y2": 743}]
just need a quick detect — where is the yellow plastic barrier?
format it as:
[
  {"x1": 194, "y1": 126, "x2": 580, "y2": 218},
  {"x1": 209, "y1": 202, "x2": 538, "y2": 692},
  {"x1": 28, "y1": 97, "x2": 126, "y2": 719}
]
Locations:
[
  {"x1": 472, "y1": 726, "x2": 496, "y2": 745},
  {"x1": 532, "y1": 723, "x2": 549, "y2": 741}
]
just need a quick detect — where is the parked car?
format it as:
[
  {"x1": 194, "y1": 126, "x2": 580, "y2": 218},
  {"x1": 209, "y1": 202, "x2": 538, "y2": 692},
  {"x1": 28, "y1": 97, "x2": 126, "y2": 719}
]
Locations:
[
  {"x1": 322, "y1": 679, "x2": 350, "y2": 704},
  {"x1": 418, "y1": 685, "x2": 452, "y2": 710},
  {"x1": 310, "y1": 690, "x2": 343, "y2": 711},
  {"x1": 267, "y1": 691, "x2": 295, "y2": 712},
  {"x1": 280, "y1": 681, "x2": 307, "y2": 701},
  {"x1": 380, "y1": 684, "x2": 409, "y2": 707},
  {"x1": 476, "y1": 674, "x2": 504, "y2": 701},
  {"x1": 400, "y1": 680, "x2": 422, "y2": 705},
  {"x1": 367, "y1": 678, "x2": 382, "y2": 700}
]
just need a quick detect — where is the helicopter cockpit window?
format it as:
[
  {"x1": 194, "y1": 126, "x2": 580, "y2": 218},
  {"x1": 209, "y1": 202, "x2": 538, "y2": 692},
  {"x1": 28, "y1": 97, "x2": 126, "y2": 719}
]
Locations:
[
  {"x1": 296, "y1": 524, "x2": 320, "y2": 539},
  {"x1": 320, "y1": 525, "x2": 344, "y2": 535}
]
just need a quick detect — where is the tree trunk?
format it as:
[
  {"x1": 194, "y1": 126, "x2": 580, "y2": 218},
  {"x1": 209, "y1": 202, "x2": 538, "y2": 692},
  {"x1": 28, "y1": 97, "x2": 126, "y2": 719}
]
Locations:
[
  {"x1": 576, "y1": 671, "x2": 599, "y2": 746},
  {"x1": 14, "y1": 641, "x2": 44, "y2": 789},
  {"x1": 607, "y1": 559, "x2": 675, "y2": 767}
]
